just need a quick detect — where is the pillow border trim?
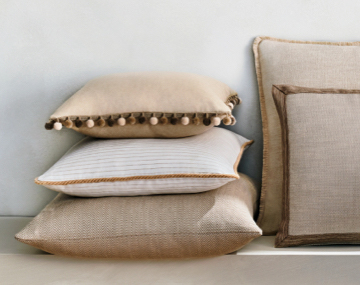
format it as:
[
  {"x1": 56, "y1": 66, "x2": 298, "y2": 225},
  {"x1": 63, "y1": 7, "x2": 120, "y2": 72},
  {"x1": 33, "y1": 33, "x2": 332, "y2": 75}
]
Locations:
[
  {"x1": 46, "y1": 95, "x2": 242, "y2": 130},
  {"x1": 272, "y1": 84, "x2": 360, "y2": 247}
]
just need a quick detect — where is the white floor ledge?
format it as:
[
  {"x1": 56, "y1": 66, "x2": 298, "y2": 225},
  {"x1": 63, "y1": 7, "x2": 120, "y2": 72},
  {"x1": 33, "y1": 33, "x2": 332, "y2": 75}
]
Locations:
[{"x1": 238, "y1": 236, "x2": 360, "y2": 256}]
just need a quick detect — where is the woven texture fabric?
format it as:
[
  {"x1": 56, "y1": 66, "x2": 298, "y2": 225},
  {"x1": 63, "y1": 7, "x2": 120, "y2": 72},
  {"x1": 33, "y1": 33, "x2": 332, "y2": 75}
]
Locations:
[
  {"x1": 16, "y1": 174, "x2": 262, "y2": 259},
  {"x1": 50, "y1": 72, "x2": 238, "y2": 138},
  {"x1": 253, "y1": 37, "x2": 360, "y2": 235},
  {"x1": 273, "y1": 85, "x2": 360, "y2": 247},
  {"x1": 36, "y1": 128, "x2": 252, "y2": 197}
]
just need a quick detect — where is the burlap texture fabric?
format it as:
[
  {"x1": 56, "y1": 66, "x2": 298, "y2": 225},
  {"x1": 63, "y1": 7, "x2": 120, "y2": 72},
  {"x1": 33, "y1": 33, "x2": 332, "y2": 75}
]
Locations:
[
  {"x1": 16, "y1": 174, "x2": 261, "y2": 258},
  {"x1": 253, "y1": 37, "x2": 360, "y2": 235},
  {"x1": 273, "y1": 85, "x2": 360, "y2": 247},
  {"x1": 50, "y1": 72, "x2": 239, "y2": 138}
]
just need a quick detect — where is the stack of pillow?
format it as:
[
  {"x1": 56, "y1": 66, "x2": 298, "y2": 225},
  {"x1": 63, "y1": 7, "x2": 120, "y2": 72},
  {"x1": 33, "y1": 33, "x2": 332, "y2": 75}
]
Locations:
[{"x1": 16, "y1": 72, "x2": 262, "y2": 258}]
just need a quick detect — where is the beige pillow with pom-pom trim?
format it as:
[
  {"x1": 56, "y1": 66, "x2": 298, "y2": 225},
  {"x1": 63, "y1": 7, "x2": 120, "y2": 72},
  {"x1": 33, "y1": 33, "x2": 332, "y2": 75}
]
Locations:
[{"x1": 45, "y1": 72, "x2": 241, "y2": 138}]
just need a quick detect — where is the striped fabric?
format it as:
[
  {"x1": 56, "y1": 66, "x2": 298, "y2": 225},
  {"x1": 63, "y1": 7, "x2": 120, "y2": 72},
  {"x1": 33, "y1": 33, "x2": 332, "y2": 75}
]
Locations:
[{"x1": 36, "y1": 128, "x2": 252, "y2": 197}]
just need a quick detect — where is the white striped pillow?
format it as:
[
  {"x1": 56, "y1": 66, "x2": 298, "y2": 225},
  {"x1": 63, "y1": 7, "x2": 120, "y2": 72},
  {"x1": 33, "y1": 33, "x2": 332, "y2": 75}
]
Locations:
[{"x1": 35, "y1": 128, "x2": 253, "y2": 197}]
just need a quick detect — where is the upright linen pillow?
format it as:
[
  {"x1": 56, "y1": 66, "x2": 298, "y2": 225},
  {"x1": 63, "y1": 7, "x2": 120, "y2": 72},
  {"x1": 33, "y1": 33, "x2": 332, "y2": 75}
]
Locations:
[
  {"x1": 253, "y1": 36, "x2": 360, "y2": 234},
  {"x1": 17, "y1": 175, "x2": 262, "y2": 259},
  {"x1": 45, "y1": 72, "x2": 241, "y2": 138},
  {"x1": 35, "y1": 128, "x2": 253, "y2": 197},
  {"x1": 273, "y1": 85, "x2": 360, "y2": 247}
]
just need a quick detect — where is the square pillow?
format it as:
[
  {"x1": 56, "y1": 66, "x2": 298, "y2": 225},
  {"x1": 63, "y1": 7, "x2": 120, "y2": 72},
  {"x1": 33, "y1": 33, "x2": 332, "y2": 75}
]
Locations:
[
  {"x1": 35, "y1": 127, "x2": 253, "y2": 197},
  {"x1": 45, "y1": 72, "x2": 241, "y2": 138},
  {"x1": 17, "y1": 174, "x2": 262, "y2": 259},
  {"x1": 253, "y1": 36, "x2": 360, "y2": 234},
  {"x1": 273, "y1": 85, "x2": 360, "y2": 247}
]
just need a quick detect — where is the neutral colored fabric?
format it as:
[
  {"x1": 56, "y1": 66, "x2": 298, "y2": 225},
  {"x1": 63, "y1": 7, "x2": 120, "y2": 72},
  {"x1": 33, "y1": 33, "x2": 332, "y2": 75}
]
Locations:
[
  {"x1": 273, "y1": 85, "x2": 360, "y2": 247},
  {"x1": 49, "y1": 72, "x2": 240, "y2": 138},
  {"x1": 253, "y1": 37, "x2": 360, "y2": 235},
  {"x1": 36, "y1": 128, "x2": 252, "y2": 197},
  {"x1": 16, "y1": 175, "x2": 262, "y2": 259}
]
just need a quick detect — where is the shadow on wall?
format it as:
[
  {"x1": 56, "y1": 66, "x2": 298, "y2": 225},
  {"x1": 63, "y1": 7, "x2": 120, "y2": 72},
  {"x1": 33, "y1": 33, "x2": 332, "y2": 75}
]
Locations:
[{"x1": 222, "y1": 38, "x2": 263, "y2": 192}]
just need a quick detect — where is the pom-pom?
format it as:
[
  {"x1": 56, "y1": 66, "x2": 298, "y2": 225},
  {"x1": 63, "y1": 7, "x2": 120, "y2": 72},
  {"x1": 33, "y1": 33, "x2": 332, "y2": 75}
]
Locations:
[
  {"x1": 45, "y1": 121, "x2": 54, "y2": 130},
  {"x1": 108, "y1": 117, "x2": 115, "y2": 127},
  {"x1": 127, "y1": 115, "x2": 136, "y2": 125},
  {"x1": 170, "y1": 117, "x2": 178, "y2": 125},
  {"x1": 230, "y1": 116, "x2": 237, "y2": 126},
  {"x1": 64, "y1": 119, "x2": 73, "y2": 128},
  {"x1": 117, "y1": 117, "x2": 126, "y2": 126},
  {"x1": 150, "y1": 116, "x2": 158, "y2": 125},
  {"x1": 212, "y1": 116, "x2": 221, "y2": 126},
  {"x1": 181, "y1": 116, "x2": 190, "y2": 126},
  {"x1": 231, "y1": 97, "x2": 241, "y2": 105},
  {"x1": 85, "y1": 119, "x2": 94, "y2": 128},
  {"x1": 227, "y1": 102, "x2": 234, "y2": 110},
  {"x1": 138, "y1": 115, "x2": 146, "y2": 124},
  {"x1": 54, "y1": 122, "x2": 62, "y2": 130},
  {"x1": 160, "y1": 116, "x2": 168, "y2": 125},
  {"x1": 75, "y1": 119, "x2": 83, "y2": 128},
  {"x1": 97, "y1": 118, "x2": 106, "y2": 127},
  {"x1": 203, "y1": 117, "x2": 211, "y2": 126},
  {"x1": 223, "y1": 116, "x2": 231, "y2": 125},
  {"x1": 192, "y1": 116, "x2": 200, "y2": 126}
]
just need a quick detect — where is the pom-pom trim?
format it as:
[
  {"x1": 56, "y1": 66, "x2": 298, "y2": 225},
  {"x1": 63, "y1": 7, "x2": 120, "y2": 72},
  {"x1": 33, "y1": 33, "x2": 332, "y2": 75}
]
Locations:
[
  {"x1": 47, "y1": 111, "x2": 238, "y2": 129},
  {"x1": 46, "y1": 93, "x2": 241, "y2": 130}
]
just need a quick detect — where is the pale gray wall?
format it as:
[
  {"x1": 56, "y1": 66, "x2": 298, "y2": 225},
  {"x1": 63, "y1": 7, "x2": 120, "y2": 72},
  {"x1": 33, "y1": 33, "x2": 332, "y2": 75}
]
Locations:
[{"x1": 1, "y1": 0, "x2": 359, "y2": 216}]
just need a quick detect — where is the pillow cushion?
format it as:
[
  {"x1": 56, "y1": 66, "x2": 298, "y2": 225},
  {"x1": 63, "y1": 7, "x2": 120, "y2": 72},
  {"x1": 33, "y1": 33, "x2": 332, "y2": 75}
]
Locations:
[
  {"x1": 45, "y1": 72, "x2": 241, "y2": 138},
  {"x1": 17, "y1": 175, "x2": 262, "y2": 259},
  {"x1": 35, "y1": 128, "x2": 253, "y2": 197},
  {"x1": 273, "y1": 85, "x2": 360, "y2": 247},
  {"x1": 253, "y1": 36, "x2": 360, "y2": 234}
]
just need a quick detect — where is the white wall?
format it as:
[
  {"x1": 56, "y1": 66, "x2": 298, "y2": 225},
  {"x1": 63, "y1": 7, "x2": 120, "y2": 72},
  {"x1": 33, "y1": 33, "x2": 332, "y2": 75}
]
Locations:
[{"x1": 1, "y1": 0, "x2": 359, "y2": 216}]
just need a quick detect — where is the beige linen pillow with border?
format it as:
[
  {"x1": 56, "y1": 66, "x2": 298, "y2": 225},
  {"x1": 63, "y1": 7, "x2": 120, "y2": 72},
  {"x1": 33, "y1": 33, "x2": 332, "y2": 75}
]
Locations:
[
  {"x1": 45, "y1": 72, "x2": 241, "y2": 138},
  {"x1": 273, "y1": 85, "x2": 360, "y2": 247},
  {"x1": 253, "y1": 36, "x2": 360, "y2": 235},
  {"x1": 16, "y1": 174, "x2": 262, "y2": 259}
]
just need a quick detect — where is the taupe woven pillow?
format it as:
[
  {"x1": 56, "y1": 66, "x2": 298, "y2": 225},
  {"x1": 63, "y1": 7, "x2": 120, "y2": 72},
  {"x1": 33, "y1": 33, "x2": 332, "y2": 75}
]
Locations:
[
  {"x1": 253, "y1": 36, "x2": 360, "y2": 235},
  {"x1": 45, "y1": 72, "x2": 241, "y2": 138},
  {"x1": 16, "y1": 174, "x2": 262, "y2": 258},
  {"x1": 273, "y1": 85, "x2": 360, "y2": 247}
]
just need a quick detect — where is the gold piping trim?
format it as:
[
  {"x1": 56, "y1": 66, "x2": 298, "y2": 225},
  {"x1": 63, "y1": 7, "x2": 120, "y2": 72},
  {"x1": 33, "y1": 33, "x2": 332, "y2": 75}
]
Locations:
[
  {"x1": 233, "y1": 140, "x2": 254, "y2": 173},
  {"x1": 253, "y1": 36, "x2": 270, "y2": 229},
  {"x1": 35, "y1": 173, "x2": 239, "y2": 186},
  {"x1": 254, "y1": 36, "x2": 360, "y2": 46}
]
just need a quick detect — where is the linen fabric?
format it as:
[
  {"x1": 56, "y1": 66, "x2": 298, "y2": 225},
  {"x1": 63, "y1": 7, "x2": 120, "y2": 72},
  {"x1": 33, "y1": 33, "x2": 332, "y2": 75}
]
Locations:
[
  {"x1": 17, "y1": 175, "x2": 262, "y2": 259},
  {"x1": 48, "y1": 72, "x2": 240, "y2": 138},
  {"x1": 35, "y1": 128, "x2": 253, "y2": 197},
  {"x1": 253, "y1": 36, "x2": 360, "y2": 235},
  {"x1": 273, "y1": 85, "x2": 360, "y2": 247}
]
